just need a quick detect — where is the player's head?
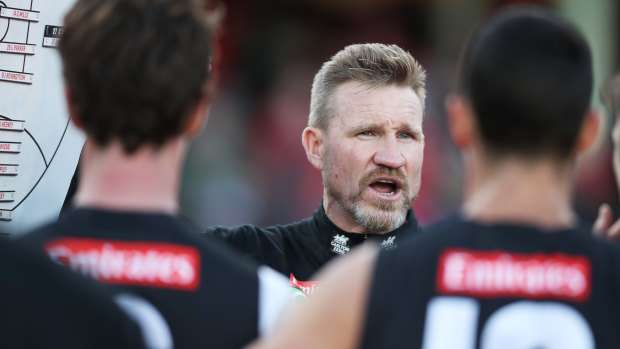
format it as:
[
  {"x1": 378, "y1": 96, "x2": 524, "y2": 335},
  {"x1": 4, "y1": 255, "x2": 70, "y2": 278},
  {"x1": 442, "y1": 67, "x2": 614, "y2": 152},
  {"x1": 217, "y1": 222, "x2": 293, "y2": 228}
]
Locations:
[
  {"x1": 309, "y1": 43, "x2": 426, "y2": 132},
  {"x1": 303, "y1": 44, "x2": 426, "y2": 233},
  {"x1": 60, "y1": 0, "x2": 212, "y2": 154},
  {"x1": 601, "y1": 75, "x2": 620, "y2": 193},
  {"x1": 456, "y1": 6, "x2": 593, "y2": 161}
]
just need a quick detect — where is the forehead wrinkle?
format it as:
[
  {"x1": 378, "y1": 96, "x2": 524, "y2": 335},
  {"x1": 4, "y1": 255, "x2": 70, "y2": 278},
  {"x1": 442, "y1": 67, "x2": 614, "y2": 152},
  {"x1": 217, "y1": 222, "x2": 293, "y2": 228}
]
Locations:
[
  {"x1": 332, "y1": 81, "x2": 423, "y2": 130},
  {"x1": 346, "y1": 81, "x2": 423, "y2": 113},
  {"x1": 349, "y1": 101, "x2": 422, "y2": 131}
]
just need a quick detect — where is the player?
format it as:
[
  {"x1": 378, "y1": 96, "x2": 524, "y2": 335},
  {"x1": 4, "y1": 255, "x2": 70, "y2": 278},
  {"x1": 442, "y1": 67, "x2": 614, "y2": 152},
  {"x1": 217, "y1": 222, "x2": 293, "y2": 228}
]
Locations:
[
  {"x1": 17, "y1": 0, "x2": 289, "y2": 348},
  {"x1": 205, "y1": 43, "x2": 426, "y2": 292},
  {"x1": 252, "y1": 6, "x2": 620, "y2": 348},
  {"x1": 0, "y1": 238, "x2": 151, "y2": 348}
]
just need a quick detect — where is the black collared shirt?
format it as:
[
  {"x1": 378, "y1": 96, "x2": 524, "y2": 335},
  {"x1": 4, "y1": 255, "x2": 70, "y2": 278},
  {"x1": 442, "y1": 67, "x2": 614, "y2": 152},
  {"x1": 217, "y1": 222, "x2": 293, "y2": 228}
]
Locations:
[{"x1": 203, "y1": 203, "x2": 422, "y2": 281}]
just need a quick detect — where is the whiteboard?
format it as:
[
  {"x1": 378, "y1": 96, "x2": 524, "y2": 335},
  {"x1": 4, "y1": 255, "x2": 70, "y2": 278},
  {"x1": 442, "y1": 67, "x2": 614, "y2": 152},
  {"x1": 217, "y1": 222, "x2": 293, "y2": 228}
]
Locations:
[{"x1": 0, "y1": 0, "x2": 83, "y2": 236}]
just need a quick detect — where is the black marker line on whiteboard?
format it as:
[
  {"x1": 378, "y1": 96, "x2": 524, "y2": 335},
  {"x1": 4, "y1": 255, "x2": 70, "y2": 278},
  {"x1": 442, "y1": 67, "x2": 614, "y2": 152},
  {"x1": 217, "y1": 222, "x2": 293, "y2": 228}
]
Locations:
[
  {"x1": 11, "y1": 118, "x2": 70, "y2": 211},
  {"x1": 21, "y1": 0, "x2": 33, "y2": 72},
  {"x1": 24, "y1": 128, "x2": 47, "y2": 165},
  {"x1": 0, "y1": 1, "x2": 9, "y2": 42}
]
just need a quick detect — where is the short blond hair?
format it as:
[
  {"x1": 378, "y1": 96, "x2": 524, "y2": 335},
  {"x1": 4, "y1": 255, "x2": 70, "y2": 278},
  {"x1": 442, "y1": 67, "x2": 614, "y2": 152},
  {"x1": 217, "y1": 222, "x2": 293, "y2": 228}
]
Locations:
[{"x1": 309, "y1": 43, "x2": 426, "y2": 131}]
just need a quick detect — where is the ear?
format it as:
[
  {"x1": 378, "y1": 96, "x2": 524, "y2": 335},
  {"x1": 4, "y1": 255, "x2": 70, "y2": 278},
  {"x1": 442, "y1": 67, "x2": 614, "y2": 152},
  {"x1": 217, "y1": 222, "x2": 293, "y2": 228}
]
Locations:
[
  {"x1": 184, "y1": 96, "x2": 211, "y2": 137},
  {"x1": 446, "y1": 94, "x2": 476, "y2": 149},
  {"x1": 65, "y1": 87, "x2": 83, "y2": 129},
  {"x1": 574, "y1": 109, "x2": 601, "y2": 155},
  {"x1": 302, "y1": 126, "x2": 324, "y2": 170}
]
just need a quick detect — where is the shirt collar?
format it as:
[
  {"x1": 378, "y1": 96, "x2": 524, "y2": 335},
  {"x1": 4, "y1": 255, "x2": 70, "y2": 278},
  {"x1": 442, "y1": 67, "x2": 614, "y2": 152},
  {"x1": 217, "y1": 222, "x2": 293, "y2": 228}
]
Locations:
[{"x1": 313, "y1": 201, "x2": 421, "y2": 255}]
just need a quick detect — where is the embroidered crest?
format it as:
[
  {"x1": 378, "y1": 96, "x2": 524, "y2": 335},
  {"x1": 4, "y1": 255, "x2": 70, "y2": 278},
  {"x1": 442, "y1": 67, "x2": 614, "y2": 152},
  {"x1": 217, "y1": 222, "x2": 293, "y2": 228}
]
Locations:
[
  {"x1": 380, "y1": 236, "x2": 397, "y2": 250},
  {"x1": 330, "y1": 234, "x2": 350, "y2": 255}
]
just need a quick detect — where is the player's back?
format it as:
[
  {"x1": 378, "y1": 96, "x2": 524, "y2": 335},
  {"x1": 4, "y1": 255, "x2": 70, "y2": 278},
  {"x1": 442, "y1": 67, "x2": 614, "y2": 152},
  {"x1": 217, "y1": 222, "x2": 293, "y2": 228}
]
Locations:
[
  {"x1": 18, "y1": 207, "x2": 289, "y2": 349},
  {"x1": 362, "y1": 215, "x2": 620, "y2": 348},
  {"x1": 0, "y1": 238, "x2": 148, "y2": 349}
]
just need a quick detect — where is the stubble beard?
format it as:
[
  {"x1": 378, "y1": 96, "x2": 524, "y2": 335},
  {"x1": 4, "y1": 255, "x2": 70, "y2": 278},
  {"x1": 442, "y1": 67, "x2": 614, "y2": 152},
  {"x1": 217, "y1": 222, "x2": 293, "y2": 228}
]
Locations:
[{"x1": 324, "y1": 167, "x2": 416, "y2": 234}]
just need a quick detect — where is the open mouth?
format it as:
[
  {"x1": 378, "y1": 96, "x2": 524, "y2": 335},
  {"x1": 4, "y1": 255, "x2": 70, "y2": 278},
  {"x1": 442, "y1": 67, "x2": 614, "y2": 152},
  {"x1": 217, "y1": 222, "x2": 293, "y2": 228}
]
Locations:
[{"x1": 369, "y1": 178, "x2": 402, "y2": 197}]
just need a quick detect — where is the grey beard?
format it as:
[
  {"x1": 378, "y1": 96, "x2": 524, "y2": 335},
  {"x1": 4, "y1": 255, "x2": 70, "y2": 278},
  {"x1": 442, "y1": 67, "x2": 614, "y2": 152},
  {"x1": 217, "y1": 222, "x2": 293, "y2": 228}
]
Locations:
[
  {"x1": 323, "y1": 165, "x2": 414, "y2": 234},
  {"x1": 350, "y1": 200, "x2": 407, "y2": 233}
]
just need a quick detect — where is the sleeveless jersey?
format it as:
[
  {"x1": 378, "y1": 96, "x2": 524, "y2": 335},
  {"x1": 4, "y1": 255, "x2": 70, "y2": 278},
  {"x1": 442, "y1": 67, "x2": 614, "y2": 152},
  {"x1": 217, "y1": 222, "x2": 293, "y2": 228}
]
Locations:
[
  {"x1": 362, "y1": 216, "x2": 620, "y2": 349},
  {"x1": 18, "y1": 208, "x2": 289, "y2": 349}
]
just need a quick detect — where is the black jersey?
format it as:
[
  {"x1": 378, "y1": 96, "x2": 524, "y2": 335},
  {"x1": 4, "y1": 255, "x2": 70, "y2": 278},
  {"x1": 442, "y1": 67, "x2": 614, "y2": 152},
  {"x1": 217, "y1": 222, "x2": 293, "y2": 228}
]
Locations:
[
  {"x1": 18, "y1": 208, "x2": 290, "y2": 349},
  {"x1": 0, "y1": 239, "x2": 147, "y2": 349},
  {"x1": 362, "y1": 215, "x2": 620, "y2": 349},
  {"x1": 204, "y1": 203, "x2": 421, "y2": 295}
]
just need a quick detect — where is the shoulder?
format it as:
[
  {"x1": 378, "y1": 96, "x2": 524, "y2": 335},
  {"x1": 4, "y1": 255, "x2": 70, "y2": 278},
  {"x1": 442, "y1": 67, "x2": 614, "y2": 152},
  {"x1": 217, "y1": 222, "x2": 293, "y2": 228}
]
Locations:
[
  {"x1": 204, "y1": 216, "x2": 316, "y2": 243},
  {"x1": 0, "y1": 240, "x2": 148, "y2": 348},
  {"x1": 256, "y1": 266, "x2": 291, "y2": 335},
  {"x1": 388, "y1": 215, "x2": 467, "y2": 259},
  {"x1": 253, "y1": 244, "x2": 378, "y2": 349},
  {"x1": 575, "y1": 233, "x2": 620, "y2": 284},
  {"x1": 15, "y1": 218, "x2": 66, "y2": 252}
]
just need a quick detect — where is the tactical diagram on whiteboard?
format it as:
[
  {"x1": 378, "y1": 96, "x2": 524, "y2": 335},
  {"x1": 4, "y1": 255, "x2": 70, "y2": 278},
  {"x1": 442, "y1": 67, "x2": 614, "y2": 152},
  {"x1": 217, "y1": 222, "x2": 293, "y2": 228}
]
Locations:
[
  {"x1": 0, "y1": 0, "x2": 37, "y2": 84},
  {"x1": 0, "y1": 0, "x2": 83, "y2": 236}
]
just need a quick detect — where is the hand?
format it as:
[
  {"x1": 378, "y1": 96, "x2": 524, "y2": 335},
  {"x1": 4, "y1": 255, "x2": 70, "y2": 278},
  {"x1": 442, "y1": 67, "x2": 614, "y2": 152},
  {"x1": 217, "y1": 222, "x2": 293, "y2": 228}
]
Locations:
[{"x1": 593, "y1": 203, "x2": 620, "y2": 242}]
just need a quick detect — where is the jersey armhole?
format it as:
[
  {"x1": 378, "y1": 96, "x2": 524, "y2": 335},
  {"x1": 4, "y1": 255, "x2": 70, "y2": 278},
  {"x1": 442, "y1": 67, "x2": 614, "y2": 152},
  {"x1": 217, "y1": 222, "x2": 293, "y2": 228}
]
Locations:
[{"x1": 257, "y1": 266, "x2": 291, "y2": 335}]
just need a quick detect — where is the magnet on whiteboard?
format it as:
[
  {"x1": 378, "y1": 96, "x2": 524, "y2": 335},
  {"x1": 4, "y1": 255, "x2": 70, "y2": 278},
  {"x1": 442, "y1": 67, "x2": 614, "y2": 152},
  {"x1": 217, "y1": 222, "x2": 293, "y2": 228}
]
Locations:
[
  {"x1": 0, "y1": 190, "x2": 15, "y2": 202},
  {"x1": 0, "y1": 42, "x2": 36, "y2": 55},
  {"x1": 0, "y1": 209, "x2": 12, "y2": 222},
  {"x1": 0, "y1": 142, "x2": 21, "y2": 153},
  {"x1": 0, "y1": 70, "x2": 33, "y2": 85},
  {"x1": 0, "y1": 120, "x2": 25, "y2": 131},
  {"x1": 43, "y1": 25, "x2": 63, "y2": 48},
  {"x1": 0, "y1": 164, "x2": 18, "y2": 176},
  {"x1": 0, "y1": 7, "x2": 40, "y2": 22}
]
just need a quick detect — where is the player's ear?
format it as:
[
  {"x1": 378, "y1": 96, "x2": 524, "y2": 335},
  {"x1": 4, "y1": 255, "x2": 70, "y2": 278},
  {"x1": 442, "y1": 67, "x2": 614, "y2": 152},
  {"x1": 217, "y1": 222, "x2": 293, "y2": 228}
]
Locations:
[
  {"x1": 65, "y1": 87, "x2": 83, "y2": 129},
  {"x1": 446, "y1": 94, "x2": 476, "y2": 149},
  {"x1": 302, "y1": 126, "x2": 324, "y2": 170},
  {"x1": 184, "y1": 96, "x2": 211, "y2": 137},
  {"x1": 574, "y1": 109, "x2": 601, "y2": 155}
]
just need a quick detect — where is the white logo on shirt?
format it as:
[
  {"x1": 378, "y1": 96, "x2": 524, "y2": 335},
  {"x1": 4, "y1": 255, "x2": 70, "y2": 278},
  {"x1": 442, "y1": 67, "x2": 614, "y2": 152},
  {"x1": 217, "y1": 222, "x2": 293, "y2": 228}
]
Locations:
[
  {"x1": 380, "y1": 236, "x2": 397, "y2": 250},
  {"x1": 330, "y1": 234, "x2": 350, "y2": 255}
]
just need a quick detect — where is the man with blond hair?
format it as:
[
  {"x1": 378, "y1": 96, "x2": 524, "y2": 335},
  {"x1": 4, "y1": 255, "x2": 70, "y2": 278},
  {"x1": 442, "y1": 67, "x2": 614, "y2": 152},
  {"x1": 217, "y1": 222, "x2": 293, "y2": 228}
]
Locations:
[
  {"x1": 206, "y1": 43, "x2": 426, "y2": 292},
  {"x1": 254, "y1": 6, "x2": 620, "y2": 348}
]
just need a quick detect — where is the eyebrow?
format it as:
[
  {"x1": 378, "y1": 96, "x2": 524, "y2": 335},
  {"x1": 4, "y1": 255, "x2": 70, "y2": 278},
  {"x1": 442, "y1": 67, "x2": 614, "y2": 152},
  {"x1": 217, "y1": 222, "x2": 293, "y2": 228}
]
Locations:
[{"x1": 348, "y1": 123, "x2": 423, "y2": 135}]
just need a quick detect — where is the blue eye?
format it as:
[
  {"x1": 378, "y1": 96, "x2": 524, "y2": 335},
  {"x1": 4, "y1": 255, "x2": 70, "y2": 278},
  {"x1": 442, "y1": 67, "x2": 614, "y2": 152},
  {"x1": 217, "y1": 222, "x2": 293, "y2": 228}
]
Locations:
[{"x1": 358, "y1": 131, "x2": 373, "y2": 136}]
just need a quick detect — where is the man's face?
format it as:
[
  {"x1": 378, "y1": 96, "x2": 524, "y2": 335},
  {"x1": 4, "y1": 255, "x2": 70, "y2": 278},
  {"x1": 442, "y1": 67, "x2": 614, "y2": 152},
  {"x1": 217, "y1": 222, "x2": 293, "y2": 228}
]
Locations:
[{"x1": 321, "y1": 81, "x2": 424, "y2": 233}]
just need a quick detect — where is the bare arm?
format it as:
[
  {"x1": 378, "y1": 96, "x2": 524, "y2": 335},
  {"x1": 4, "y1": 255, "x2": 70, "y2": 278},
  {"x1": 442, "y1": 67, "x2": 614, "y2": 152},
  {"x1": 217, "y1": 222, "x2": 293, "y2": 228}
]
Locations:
[{"x1": 248, "y1": 243, "x2": 379, "y2": 349}]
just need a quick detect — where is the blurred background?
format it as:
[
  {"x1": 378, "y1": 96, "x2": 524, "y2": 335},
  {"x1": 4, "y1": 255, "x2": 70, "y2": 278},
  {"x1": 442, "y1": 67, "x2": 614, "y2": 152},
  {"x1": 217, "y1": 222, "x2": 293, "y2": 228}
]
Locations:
[{"x1": 180, "y1": 0, "x2": 618, "y2": 229}]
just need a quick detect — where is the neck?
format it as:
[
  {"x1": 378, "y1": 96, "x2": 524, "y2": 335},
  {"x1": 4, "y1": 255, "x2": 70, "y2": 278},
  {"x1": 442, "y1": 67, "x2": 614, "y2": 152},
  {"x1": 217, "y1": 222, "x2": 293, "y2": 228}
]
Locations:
[
  {"x1": 74, "y1": 138, "x2": 186, "y2": 214},
  {"x1": 323, "y1": 194, "x2": 395, "y2": 234},
  {"x1": 323, "y1": 195, "x2": 364, "y2": 234},
  {"x1": 462, "y1": 153, "x2": 577, "y2": 229}
]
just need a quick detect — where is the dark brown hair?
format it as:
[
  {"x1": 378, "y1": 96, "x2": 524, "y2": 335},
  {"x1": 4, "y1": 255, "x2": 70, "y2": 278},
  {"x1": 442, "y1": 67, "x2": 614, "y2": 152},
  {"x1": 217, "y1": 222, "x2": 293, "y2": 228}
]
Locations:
[
  {"x1": 459, "y1": 6, "x2": 592, "y2": 159},
  {"x1": 60, "y1": 0, "x2": 212, "y2": 153}
]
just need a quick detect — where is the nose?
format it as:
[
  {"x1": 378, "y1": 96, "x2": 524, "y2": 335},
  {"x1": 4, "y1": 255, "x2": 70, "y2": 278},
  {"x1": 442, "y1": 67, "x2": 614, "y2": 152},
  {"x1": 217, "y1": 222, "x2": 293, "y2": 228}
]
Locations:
[{"x1": 373, "y1": 136, "x2": 405, "y2": 169}]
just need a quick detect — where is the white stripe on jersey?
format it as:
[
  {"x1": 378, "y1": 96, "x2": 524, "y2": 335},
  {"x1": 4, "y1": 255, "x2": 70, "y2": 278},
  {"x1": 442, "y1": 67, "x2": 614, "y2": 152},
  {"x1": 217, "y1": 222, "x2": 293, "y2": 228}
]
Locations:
[
  {"x1": 258, "y1": 266, "x2": 291, "y2": 335},
  {"x1": 115, "y1": 293, "x2": 173, "y2": 349}
]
